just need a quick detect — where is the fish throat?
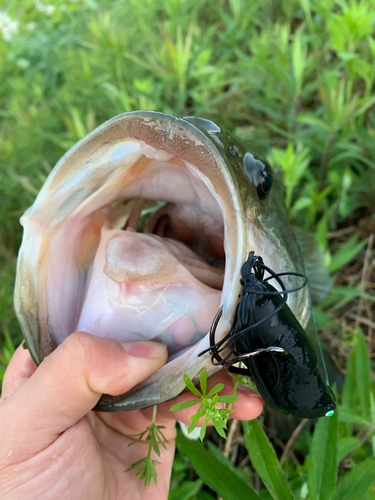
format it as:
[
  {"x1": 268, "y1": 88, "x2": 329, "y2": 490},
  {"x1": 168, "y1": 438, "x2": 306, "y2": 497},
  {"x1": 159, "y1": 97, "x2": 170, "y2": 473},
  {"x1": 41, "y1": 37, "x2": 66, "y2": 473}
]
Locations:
[{"x1": 73, "y1": 151, "x2": 227, "y2": 357}]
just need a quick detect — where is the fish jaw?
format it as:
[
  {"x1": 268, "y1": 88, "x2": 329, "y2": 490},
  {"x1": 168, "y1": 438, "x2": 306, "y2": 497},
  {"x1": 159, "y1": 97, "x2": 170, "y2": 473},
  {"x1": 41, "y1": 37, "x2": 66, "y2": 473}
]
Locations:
[{"x1": 15, "y1": 111, "x2": 249, "y2": 410}]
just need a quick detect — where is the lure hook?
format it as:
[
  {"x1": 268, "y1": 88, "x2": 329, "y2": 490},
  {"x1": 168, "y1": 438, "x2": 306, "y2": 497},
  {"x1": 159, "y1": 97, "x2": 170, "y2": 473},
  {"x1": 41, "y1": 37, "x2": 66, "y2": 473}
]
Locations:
[{"x1": 199, "y1": 252, "x2": 307, "y2": 367}]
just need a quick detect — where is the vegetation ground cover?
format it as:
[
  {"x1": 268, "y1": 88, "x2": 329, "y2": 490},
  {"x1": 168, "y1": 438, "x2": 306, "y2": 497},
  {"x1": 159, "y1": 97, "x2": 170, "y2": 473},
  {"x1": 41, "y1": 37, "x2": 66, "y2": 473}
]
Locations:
[{"x1": 0, "y1": 0, "x2": 374, "y2": 498}]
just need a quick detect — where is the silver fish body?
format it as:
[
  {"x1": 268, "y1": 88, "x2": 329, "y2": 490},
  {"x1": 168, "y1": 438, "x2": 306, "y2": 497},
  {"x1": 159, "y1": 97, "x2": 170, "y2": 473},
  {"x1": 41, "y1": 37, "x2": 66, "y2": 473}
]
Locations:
[{"x1": 14, "y1": 111, "x2": 308, "y2": 411}]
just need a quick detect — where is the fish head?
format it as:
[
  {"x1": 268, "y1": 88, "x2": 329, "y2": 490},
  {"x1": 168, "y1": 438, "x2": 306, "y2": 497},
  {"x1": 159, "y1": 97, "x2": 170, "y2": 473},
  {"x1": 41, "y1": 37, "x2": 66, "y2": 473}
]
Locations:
[{"x1": 14, "y1": 111, "x2": 308, "y2": 411}]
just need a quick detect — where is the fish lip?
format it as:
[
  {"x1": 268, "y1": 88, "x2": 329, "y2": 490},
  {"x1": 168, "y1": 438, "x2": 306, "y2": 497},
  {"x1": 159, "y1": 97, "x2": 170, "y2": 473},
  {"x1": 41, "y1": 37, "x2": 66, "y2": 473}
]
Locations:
[{"x1": 15, "y1": 110, "x2": 248, "y2": 411}]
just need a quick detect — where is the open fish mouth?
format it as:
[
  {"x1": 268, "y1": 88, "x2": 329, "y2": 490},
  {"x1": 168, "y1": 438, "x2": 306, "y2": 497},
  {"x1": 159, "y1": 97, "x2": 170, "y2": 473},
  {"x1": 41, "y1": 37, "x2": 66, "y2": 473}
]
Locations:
[{"x1": 14, "y1": 111, "x2": 308, "y2": 411}]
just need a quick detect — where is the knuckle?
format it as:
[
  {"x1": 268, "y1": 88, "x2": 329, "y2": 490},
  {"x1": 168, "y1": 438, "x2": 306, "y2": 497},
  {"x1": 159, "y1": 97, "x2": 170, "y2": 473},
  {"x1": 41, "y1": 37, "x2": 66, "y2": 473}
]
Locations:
[
  {"x1": 54, "y1": 332, "x2": 94, "y2": 377},
  {"x1": 61, "y1": 332, "x2": 91, "y2": 360}
]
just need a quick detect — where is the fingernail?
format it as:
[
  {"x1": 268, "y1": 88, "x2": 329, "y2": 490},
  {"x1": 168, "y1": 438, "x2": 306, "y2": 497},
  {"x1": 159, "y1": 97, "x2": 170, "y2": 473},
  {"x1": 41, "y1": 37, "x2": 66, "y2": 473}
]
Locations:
[{"x1": 121, "y1": 341, "x2": 167, "y2": 359}]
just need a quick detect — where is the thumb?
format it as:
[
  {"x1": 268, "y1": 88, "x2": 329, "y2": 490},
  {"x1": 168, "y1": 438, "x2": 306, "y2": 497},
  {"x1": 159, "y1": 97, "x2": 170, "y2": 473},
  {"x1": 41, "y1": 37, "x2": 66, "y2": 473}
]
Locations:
[{"x1": 0, "y1": 332, "x2": 167, "y2": 460}]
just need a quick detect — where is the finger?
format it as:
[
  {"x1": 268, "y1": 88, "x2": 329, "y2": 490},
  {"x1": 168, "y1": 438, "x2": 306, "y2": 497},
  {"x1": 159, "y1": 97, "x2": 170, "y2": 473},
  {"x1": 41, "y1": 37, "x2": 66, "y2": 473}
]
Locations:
[
  {"x1": 97, "y1": 370, "x2": 263, "y2": 439},
  {"x1": 95, "y1": 371, "x2": 264, "y2": 442},
  {"x1": 157, "y1": 371, "x2": 264, "y2": 426},
  {"x1": 0, "y1": 332, "x2": 167, "y2": 460},
  {"x1": 1, "y1": 343, "x2": 37, "y2": 400}
]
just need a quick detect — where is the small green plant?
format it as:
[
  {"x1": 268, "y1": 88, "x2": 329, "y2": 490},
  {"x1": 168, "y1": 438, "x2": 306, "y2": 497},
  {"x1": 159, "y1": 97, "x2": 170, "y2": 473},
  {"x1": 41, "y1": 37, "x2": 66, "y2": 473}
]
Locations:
[
  {"x1": 125, "y1": 369, "x2": 240, "y2": 486},
  {"x1": 124, "y1": 405, "x2": 168, "y2": 487},
  {"x1": 170, "y1": 369, "x2": 240, "y2": 441}
]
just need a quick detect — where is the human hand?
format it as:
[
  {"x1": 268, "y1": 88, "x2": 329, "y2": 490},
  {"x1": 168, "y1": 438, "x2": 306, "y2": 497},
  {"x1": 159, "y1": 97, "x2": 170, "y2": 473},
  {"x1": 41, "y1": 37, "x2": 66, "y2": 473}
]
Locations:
[{"x1": 0, "y1": 332, "x2": 264, "y2": 500}]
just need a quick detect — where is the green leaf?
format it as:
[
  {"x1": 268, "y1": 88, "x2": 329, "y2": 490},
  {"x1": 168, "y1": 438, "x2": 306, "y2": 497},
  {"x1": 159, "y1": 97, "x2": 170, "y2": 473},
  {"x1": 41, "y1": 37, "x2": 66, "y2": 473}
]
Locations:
[
  {"x1": 298, "y1": 115, "x2": 332, "y2": 132},
  {"x1": 137, "y1": 457, "x2": 160, "y2": 487},
  {"x1": 124, "y1": 458, "x2": 146, "y2": 472},
  {"x1": 308, "y1": 409, "x2": 338, "y2": 500},
  {"x1": 149, "y1": 460, "x2": 158, "y2": 486},
  {"x1": 212, "y1": 394, "x2": 219, "y2": 406},
  {"x1": 155, "y1": 428, "x2": 168, "y2": 449},
  {"x1": 149, "y1": 430, "x2": 160, "y2": 457},
  {"x1": 332, "y1": 458, "x2": 375, "y2": 500},
  {"x1": 328, "y1": 235, "x2": 367, "y2": 273},
  {"x1": 370, "y1": 392, "x2": 375, "y2": 456},
  {"x1": 190, "y1": 412, "x2": 206, "y2": 421},
  {"x1": 355, "y1": 330, "x2": 371, "y2": 421},
  {"x1": 169, "y1": 480, "x2": 204, "y2": 500},
  {"x1": 338, "y1": 406, "x2": 371, "y2": 426},
  {"x1": 341, "y1": 330, "x2": 372, "y2": 427},
  {"x1": 217, "y1": 395, "x2": 240, "y2": 404},
  {"x1": 126, "y1": 430, "x2": 147, "y2": 446},
  {"x1": 206, "y1": 383, "x2": 225, "y2": 397},
  {"x1": 200, "y1": 416, "x2": 209, "y2": 441},
  {"x1": 291, "y1": 197, "x2": 312, "y2": 214},
  {"x1": 206, "y1": 442, "x2": 248, "y2": 482},
  {"x1": 200, "y1": 369, "x2": 207, "y2": 395},
  {"x1": 292, "y1": 27, "x2": 306, "y2": 91},
  {"x1": 170, "y1": 399, "x2": 201, "y2": 412},
  {"x1": 213, "y1": 421, "x2": 227, "y2": 438},
  {"x1": 337, "y1": 436, "x2": 359, "y2": 462},
  {"x1": 183, "y1": 374, "x2": 202, "y2": 397},
  {"x1": 176, "y1": 433, "x2": 262, "y2": 500},
  {"x1": 188, "y1": 418, "x2": 200, "y2": 434},
  {"x1": 243, "y1": 420, "x2": 294, "y2": 500}
]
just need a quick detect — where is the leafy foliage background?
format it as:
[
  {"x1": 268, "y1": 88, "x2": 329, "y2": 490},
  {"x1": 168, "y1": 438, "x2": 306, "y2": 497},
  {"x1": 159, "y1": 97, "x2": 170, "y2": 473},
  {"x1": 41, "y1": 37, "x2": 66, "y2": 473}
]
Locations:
[{"x1": 0, "y1": 0, "x2": 374, "y2": 498}]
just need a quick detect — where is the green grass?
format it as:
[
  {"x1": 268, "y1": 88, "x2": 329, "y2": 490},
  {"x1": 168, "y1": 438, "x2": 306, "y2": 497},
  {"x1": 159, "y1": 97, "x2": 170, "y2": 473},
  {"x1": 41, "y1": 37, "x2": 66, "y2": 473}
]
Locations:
[{"x1": 1, "y1": 0, "x2": 374, "y2": 497}]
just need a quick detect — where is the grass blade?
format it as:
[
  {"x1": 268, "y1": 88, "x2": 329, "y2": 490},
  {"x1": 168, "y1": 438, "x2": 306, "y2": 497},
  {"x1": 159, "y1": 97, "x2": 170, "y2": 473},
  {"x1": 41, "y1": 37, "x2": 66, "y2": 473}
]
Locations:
[
  {"x1": 328, "y1": 235, "x2": 367, "y2": 273},
  {"x1": 206, "y1": 441, "x2": 249, "y2": 482},
  {"x1": 176, "y1": 433, "x2": 262, "y2": 500},
  {"x1": 332, "y1": 458, "x2": 375, "y2": 500},
  {"x1": 355, "y1": 330, "x2": 371, "y2": 421},
  {"x1": 308, "y1": 409, "x2": 338, "y2": 500},
  {"x1": 243, "y1": 420, "x2": 294, "y2": 500},
  {"x1": 169, "y1": 479, "x2": 203, "y2": 500},
  {"x1": 339, "y1": 406, "x2": 371, "y2": 426},
  {"x1": 337, "y1": 437, "x2": 359, "y2": 462}
]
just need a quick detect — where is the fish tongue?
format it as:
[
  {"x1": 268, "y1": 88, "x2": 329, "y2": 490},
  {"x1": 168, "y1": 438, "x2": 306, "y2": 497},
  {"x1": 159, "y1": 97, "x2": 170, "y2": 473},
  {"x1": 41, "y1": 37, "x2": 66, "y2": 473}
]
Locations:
[
  {"x1": 104, "y1": 229, "x2": 181, "y2": 284},
  {"x1": 76, "y1": 228, "x2": 221, "y2": 351}
]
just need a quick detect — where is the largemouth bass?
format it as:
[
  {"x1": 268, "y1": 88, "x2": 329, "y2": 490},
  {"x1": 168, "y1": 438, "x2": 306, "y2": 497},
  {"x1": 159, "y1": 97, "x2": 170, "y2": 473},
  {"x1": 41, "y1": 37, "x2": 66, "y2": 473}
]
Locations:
[{"x1": 14, "y1": 111, "x2": 309, "y2": 411}]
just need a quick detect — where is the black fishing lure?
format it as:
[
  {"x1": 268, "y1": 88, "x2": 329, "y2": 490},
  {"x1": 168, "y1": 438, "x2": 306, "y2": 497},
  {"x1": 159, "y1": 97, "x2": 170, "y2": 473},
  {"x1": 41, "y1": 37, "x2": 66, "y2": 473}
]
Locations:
[{"x1": 200, "y1": 252, "x2": 336, "y2": 419}]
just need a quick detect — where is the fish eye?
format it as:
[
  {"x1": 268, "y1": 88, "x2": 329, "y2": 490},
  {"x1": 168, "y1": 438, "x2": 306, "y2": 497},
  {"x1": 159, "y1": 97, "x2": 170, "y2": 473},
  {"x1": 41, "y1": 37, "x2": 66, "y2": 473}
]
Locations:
[
  {"x1": 257, "y1": 172, "x2": 273, "y2": 200},
  {"x1": 243, "y1": 152, "x2": 273, "y2": 200}
]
